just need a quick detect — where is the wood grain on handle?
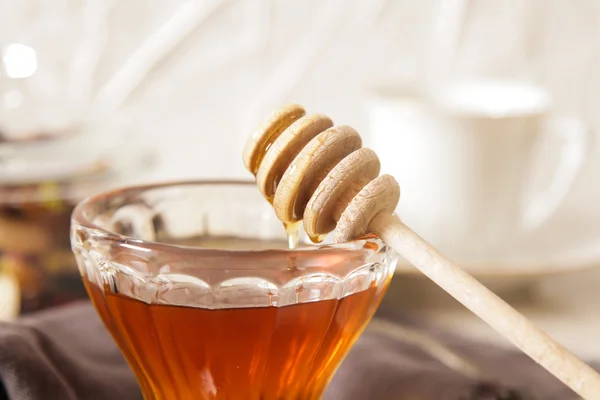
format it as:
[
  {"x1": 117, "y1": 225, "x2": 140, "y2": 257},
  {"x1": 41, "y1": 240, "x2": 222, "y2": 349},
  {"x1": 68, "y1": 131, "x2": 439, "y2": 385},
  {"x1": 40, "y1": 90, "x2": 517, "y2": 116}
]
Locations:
[{"x1": 371, "y1": 212, "x2": 600, "y2": 400}]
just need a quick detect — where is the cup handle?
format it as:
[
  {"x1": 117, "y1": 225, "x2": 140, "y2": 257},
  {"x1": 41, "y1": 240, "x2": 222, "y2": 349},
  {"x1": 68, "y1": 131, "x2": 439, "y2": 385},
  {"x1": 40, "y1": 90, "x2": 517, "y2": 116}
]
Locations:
[{"x1": 521, "y1": 117, "x2": 589, "y2": 230}]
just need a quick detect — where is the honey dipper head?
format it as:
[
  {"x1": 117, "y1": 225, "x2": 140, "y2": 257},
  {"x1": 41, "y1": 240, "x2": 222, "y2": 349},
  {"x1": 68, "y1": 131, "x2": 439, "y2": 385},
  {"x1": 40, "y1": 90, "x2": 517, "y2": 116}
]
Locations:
[{"x1": 243, "y1": 104, "x2": 400, "y2": 243}]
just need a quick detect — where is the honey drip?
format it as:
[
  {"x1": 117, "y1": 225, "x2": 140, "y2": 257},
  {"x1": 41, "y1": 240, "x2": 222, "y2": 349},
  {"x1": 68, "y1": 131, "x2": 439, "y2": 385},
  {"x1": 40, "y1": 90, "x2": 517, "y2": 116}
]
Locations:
[
  {"x1": 308, "y1": 232, "x2": 328, "y2": 245},
  {"x1": 284, "y1": 221, "x2": 300, "y2": 250}
]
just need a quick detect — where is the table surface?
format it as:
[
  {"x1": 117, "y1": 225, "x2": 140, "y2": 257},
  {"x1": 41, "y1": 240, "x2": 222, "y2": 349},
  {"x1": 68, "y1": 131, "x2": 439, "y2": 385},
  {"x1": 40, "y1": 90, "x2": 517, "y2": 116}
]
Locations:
[{"x1": 379, "y1": 266, "x2": 600, "y2": 360}]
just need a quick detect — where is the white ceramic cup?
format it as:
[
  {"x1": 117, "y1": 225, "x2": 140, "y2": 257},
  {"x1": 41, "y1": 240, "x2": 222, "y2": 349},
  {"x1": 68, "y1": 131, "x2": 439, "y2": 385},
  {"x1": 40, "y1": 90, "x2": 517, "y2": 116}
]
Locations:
[{"x1": 366, "y1": 79, "x2": 588, "y2": 262}]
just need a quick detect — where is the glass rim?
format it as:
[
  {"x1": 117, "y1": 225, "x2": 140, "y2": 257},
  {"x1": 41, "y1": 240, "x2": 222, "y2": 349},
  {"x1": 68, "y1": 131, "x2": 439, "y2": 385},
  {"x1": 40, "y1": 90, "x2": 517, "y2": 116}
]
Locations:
[{"x1": 71, "y1": 179, "x2": 385, "y2": 255}]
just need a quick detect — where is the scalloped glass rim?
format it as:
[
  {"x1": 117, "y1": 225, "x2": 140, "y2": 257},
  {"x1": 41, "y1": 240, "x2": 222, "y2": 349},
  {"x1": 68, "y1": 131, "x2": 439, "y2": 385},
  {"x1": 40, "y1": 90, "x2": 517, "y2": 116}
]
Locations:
[{"x1": 71, "y1": 179, "x2": 386, "y2": 256}]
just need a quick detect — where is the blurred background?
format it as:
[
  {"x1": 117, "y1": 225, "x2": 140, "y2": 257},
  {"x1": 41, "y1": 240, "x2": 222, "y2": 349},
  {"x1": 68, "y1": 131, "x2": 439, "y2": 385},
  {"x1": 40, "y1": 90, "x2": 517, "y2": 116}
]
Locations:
[{"x1": 1, "y1": 0, "x2": 599, "y2": 358}]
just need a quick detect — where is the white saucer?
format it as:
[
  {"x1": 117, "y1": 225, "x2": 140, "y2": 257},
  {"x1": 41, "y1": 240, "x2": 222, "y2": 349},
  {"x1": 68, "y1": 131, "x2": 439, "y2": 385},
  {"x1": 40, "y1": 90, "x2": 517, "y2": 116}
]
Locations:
[{"x1": 392, "y1": 212, "x2": 600, "y2": 296}]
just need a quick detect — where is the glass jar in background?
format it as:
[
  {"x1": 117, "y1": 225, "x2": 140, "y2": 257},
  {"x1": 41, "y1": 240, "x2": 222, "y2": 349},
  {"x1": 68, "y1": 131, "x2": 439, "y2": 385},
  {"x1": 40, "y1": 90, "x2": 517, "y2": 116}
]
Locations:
[
  {"x1": 0, "y1": 118, "x2": 155, "y2": 319},
  {"x1": 0, "y1": 181, "x2": 80, "y2": 316}
]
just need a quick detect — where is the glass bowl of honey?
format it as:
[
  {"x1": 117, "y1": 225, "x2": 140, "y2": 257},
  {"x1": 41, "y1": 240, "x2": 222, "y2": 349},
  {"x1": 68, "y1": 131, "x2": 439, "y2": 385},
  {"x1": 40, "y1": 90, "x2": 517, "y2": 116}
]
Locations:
[{"x1": 71, "y1": 180, "x2": 397, "y2": 399}]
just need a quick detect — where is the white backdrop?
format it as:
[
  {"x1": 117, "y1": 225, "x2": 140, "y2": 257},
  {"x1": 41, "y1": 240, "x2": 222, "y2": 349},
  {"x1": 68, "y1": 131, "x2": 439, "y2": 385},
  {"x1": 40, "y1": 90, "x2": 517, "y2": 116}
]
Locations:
[
  {"x1": 1, "y1": 0, "x2": 599, "y2": 216},
  {"x1": 115, "y1": 0, "x2": 600, "y2": 219}
]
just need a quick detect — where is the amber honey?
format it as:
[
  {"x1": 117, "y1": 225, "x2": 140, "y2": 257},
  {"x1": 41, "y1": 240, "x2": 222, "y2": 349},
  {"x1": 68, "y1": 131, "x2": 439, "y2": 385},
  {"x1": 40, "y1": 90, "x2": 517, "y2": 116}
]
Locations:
[{"x1": 85, "y1": 278, "x2": 387, "y2": 400}]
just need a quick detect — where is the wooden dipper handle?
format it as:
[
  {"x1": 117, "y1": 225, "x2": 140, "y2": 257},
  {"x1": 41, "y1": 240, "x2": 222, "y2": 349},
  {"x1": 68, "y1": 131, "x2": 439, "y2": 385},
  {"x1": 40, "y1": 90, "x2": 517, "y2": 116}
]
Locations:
[{"x1": 243, "y1": 104, "x2": 600, "y2": 399}]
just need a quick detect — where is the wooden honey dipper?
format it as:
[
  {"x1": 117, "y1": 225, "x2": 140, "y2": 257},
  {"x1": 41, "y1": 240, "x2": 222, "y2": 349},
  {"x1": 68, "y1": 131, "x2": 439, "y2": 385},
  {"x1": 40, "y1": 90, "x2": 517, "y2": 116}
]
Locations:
[{"x1": 243, "y1": 104, "x2": 600, "y2": 399}]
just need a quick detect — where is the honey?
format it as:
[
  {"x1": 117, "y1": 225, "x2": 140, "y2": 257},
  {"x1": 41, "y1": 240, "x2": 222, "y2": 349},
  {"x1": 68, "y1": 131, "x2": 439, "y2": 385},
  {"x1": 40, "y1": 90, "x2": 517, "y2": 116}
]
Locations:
[
  {"x1": 284, "y1": 221, "x2": 300, "y2": 249},
  {"x1": 85, "y1": 278, "x2": 388, "y2": 400}
]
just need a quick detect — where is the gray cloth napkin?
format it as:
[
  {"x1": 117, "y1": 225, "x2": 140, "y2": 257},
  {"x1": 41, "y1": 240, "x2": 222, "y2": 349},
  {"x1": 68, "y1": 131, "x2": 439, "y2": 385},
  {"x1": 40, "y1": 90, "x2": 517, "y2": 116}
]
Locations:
[
  {"x1": 327, "y1": 310, "x2": 590, "y2": 400},
  {"x1": 0, "y1": 301, "x2": 593, "y2": 399},
  {"x1": 0, "y1": 302, "x2": 139, "y2": 400}
]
